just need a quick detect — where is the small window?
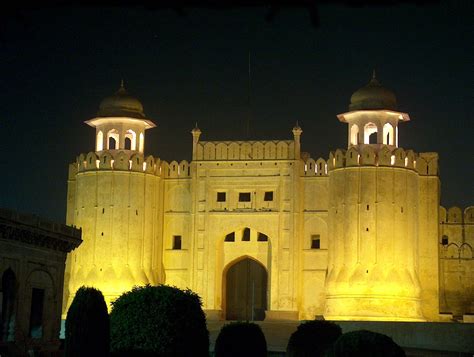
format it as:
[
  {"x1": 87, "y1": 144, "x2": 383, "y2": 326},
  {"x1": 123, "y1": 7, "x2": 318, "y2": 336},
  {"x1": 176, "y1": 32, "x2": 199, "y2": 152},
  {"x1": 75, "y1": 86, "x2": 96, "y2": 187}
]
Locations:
[
  {"x1": 242, "y1": 228, "x2": 250, "y2": 241},
  {"x1": 257, "y1": 233, "x2": 268, "y2": 242},
  {"x1": 311, "y1": 235, "x2": 320, "y2": 249},
  {"x1": 217, "y1": 192, "x2": 226, "y2": 202},
  {"x1": 125, "y1": 137, "x2": 132, "y2": 150},
  {"x1": 29, "y1": 288, "x2": 45, "y2": 338},
  {"x1": 239, "y1": 192, "x2": 251, "y2": 202},
  {"x1": 172, "y1": 235, "x2": 182, "y2": 250},
  {"x1": 441, "y1": 236, "x2": 448, "y2": 246},
  {"x1": 264, "y1": 191, "x2": 274, "y2": 201},
  {"x1": 225, "y1": 232, "x2": 235, "y2": 242}
]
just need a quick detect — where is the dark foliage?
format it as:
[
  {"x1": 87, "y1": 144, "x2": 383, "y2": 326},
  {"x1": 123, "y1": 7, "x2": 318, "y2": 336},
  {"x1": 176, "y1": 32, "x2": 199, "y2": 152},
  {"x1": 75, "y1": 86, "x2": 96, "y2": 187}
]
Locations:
[
  {"x1": 326, "y1": 329, "x2": 406, "y2": 357},
  {"x1": 65, "y1": 286, "x2": 110, "y2": 357},
  {"x1": 109, "y1": 285, "x2": 209, "y2": 356},
  {"x1": 286, "y1": 320, "x2": 342, "y2": 357},
  {"x1": 214, "y1": 322, "x2": 267, "y2": 357}
]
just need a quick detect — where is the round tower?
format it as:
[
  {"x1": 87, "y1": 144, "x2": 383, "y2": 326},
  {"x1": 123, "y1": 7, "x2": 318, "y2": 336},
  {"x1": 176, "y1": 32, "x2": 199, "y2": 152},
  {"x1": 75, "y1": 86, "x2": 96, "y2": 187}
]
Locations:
[
  {"x1": 64, "y1": 82, "x2": 163, "y2": 311},
  {"x1": 324, "y1": 72, "x2": 424, "y2": 321}
]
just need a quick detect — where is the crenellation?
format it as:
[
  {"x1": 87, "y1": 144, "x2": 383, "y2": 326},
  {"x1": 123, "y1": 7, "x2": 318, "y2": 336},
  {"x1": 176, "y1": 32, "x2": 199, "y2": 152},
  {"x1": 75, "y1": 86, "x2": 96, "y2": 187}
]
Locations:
[
  {"x1": 325, "y1": 147, "x2": 425, "y2": 173},
  {"x1": 197, "y1": 140, "x2": 295, "y2": 161},
  {"x1": 75, "y1": 151, "x2": 163, "y2": 175},
  {"x1": 301, "y1": 157, "x2": 328, "y2": 176}
]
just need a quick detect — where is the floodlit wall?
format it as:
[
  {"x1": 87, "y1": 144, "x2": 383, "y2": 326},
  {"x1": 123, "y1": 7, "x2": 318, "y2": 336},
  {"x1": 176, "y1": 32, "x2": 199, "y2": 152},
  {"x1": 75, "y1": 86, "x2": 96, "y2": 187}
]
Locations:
[
  {"x1": 64, "y1": 151, "x2": 163, "y2": 311},
  {"x1": 325, "y1": 146, "x2": 428, "y2": 321},
  {"x1": 439, "y1": 206, "x2": 474, "y2": 317}
]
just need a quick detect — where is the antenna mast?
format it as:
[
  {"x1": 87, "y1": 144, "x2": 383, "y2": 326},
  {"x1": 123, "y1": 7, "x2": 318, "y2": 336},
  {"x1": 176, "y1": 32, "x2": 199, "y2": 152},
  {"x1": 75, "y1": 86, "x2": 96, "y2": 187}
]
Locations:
[{"x1": 246, "y1": 51, "x2": 251, "y2": 138}]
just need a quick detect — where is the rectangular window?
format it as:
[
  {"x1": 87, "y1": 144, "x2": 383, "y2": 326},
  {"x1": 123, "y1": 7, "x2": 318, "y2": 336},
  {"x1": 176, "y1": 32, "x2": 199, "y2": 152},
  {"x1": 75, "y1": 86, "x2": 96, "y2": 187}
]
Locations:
[
  {"x1": 311, "y1": 235, "x2": 321, "y2": 249},
  {"x1": 239, "y1": 192, "x2": 251, "y2": 202},
  {"x1": 441, "y1": 236, "x2": 449, "y2": 245},
  {"x1": 172, "y1": 235, "x2": 182, "y2": 250},
  {"x1": 29, "y1": 288, "x2": 45, "y2": 338},
  {"x1": 264, "y1": 191, "x2": 274, "y2": 201},
  {"x1": 217, "y1": 192, "x2": 226, "y2": 202}
]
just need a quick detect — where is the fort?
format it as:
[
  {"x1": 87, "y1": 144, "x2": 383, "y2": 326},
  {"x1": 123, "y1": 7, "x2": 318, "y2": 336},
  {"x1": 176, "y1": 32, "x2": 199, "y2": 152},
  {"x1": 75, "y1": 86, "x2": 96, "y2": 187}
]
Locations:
[{"x1": 63, "y1": 74, "x2": 473, "y2": 322}]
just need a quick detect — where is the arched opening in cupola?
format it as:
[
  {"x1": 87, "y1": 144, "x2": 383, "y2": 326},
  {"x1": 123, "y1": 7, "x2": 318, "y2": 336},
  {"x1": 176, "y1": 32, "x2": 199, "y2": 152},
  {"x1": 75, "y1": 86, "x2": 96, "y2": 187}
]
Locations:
[
  {"x1": 107, "y1": 129, "x2": 119, "y2": 150},
  {"x1": 124, "y1": 129, "x2": 137, "y2": 150},
  {"x1": 383, "y1": 123, "x2": 395, "y2": 145},
  {"x1": 364, "y1": 123, "x2": 378, "y2": 144}
]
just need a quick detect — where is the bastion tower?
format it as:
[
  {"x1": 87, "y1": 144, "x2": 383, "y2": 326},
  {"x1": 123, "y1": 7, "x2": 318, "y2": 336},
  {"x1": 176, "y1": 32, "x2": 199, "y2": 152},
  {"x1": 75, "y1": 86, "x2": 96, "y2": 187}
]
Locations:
[
  {"x1": 63, "y1": 82, "x2": 163, "y2": 312},
  {"x1": 324, "y1": 73, "x2": 440, "y2": 321}
]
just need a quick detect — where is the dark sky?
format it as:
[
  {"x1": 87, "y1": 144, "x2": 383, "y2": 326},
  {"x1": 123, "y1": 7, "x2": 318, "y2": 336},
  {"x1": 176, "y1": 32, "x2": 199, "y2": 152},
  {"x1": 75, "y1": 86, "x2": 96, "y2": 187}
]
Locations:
[{"x1": 0, "y1": 1, "x2": 472, "y2": 222}]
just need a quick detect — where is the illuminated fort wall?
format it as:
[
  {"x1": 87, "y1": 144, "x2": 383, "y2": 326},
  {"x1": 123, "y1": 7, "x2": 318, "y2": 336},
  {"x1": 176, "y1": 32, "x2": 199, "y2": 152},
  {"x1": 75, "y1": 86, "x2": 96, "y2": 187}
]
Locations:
[{"x1": 62, "y1": 81, "x2": 473, "y2": 322}]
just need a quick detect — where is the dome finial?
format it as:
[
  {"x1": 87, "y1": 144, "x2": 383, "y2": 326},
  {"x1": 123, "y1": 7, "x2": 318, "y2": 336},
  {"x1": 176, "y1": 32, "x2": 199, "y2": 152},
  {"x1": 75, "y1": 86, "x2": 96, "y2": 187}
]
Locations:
[
  {"x1": 372, "y1": 68, "x2": 376, "y2": 80},
  {"x1": 116, "y1": 79, "x2": 127, "y2": 94}
]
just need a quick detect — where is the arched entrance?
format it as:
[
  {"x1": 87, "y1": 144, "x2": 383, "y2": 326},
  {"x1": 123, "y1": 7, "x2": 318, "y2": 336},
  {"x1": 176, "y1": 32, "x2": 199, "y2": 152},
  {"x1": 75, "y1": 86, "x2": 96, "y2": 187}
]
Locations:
[
  {"x1": 1, "y1": 268, "x2": 16, "y2": 341},
  {"x1": 225, "y1": 258, "x2": 267, "y2": 321}
]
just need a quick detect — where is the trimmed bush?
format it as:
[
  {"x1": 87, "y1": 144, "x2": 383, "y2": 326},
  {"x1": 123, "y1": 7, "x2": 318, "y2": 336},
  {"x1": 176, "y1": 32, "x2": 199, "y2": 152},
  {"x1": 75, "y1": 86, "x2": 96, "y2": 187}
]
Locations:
[
  {"x1": 214, "y1": 322, "x2": 267, "y2": 357},
  {"x1": 110, "y1": 285, "x2": 208, "y2": 356},
  {"x1": 65, "y1": 286, "x2": 110, "y2": 357},
  {"x1": 286, "y1": 320, "x2": 342, "y2": 357},
  {"x1": 326, "y1": 329, "x2": 406, "y2": 357}
]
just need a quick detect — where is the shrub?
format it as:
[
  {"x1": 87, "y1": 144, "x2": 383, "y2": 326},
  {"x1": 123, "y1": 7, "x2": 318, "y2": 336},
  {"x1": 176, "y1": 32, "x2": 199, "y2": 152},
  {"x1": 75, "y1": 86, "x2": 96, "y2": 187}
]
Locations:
[
  {"x1": 214, "y1": 322, "x2": 267, "y2": 357},
  {"x1": 326, "y1": 329, "x2": 406, "y2": 357},
  {"x1": 110, "y1": 285, "x2": 208, "y2": 356},
  {"x1": 65, "y1": 286, "x2": 110, "y2": 357},
  {"x1": 286, "y1": 320, "x2": 342, "y2": 357}
]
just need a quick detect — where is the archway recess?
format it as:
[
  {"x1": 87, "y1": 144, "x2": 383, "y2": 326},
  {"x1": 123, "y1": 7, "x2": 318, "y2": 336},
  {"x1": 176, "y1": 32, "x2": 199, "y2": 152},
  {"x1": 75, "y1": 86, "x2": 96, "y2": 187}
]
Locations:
[{"x1": 225, "y1": 258, "x2": 267, "y2": 321}]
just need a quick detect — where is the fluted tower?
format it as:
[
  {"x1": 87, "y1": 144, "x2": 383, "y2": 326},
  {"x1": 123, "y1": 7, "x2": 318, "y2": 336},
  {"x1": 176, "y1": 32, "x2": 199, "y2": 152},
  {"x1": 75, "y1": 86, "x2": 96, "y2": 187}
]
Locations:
[
  {"x1": 63, "y1": 82, "x2": 163, "y2": 312},
  {"x1": 324, "y1": 72, "x2": 425, "y2": 321}
]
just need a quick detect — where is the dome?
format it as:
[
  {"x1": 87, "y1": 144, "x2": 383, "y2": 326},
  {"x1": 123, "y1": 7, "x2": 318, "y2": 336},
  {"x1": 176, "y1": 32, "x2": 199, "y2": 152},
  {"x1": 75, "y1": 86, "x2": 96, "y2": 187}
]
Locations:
[
  {"x1": 349, "y1": 72, "x2": 397, "y2": 111},
  {"x1": 97, "y1": 81, "x2": 146, "y2": 119}
]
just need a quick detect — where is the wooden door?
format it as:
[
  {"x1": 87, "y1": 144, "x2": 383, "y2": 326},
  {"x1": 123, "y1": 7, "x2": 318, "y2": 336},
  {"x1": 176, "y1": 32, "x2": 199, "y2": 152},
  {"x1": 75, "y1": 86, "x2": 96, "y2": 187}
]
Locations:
[{"x1": 225, "y1": 258, "x2": 267, "y2": 321}]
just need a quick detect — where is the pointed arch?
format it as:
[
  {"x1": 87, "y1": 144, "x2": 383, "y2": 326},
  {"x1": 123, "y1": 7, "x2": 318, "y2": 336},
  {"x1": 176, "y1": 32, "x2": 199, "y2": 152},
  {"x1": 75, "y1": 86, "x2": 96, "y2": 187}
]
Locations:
[
  {"x1": 107, "y1": 129, "x2": 119, "y2": 150},
  {"x1": 383, "y1": 123, "x2": 394, "y2": 145},
  {"x1": 364, "y1": 122, "x2": 378, "y2": 144}
]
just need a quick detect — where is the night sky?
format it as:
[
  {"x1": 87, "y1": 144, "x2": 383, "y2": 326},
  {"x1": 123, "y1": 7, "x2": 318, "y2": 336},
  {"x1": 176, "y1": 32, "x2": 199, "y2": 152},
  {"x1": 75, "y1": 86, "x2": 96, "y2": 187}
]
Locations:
[{"x1": 0, "y1": 1, "x2": 472, "y2": 222}]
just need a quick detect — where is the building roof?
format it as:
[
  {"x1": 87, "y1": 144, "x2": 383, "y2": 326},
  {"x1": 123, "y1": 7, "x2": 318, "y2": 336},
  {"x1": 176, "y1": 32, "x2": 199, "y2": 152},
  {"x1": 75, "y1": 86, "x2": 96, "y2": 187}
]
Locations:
[
  {"x1": 349, "y1": 71, "x2": 397, "y2": 111},
  {"x1": 97, "y1": 81, "x2": 147, "y2": 119}
]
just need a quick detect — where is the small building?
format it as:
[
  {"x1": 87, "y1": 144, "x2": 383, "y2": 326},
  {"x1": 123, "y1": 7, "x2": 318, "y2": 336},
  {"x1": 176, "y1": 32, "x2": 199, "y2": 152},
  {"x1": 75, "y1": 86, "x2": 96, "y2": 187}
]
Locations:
[{"x1": 0, "y1": 208, "x2": 81, "y2": 355}]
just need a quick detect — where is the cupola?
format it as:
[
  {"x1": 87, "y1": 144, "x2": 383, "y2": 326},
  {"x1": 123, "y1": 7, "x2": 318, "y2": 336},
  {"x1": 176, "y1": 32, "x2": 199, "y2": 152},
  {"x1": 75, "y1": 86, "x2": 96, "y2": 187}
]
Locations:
[
  {"x1": 85, "y1": 81, "x2": 156, "y2": 153},
  {"x1": 337, "y1": 71, "x2": 409, "y2": 150}
]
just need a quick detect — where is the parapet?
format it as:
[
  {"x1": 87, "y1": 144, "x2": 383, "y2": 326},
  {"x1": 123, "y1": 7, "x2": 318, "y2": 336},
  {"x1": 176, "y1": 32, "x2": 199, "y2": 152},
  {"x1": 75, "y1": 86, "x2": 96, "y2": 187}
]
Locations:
[
  {"x1": 300, "y1": 157, "x2": 328, "y2": 176},
  {"x1": 75, "y1": 151, "x2": 160, "y2": 176},
  {"x1": 440, "y1": 206, "x2": 474, "y2": 224},
  {"x1": 325, "y1": 146, "x2": 438, "y2": 176},
  {"x1": 196, "y1": 140, "x2": 295, "y2": 161},
  {"x1": 73, "y1": 151, "x2": 192, "y2": 179}
]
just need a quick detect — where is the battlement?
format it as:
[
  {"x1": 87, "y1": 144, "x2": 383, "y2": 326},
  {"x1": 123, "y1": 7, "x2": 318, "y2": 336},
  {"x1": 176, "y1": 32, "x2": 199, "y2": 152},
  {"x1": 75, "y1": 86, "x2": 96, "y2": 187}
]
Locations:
[
  {"x1": 440, "y1": 206, "x2": 474, "y2": 224},
  {"x1": 196, "y1": 140, "x2": 296, "y2": 161},
  {"x1": 72, "y1": 151, "x2": 192, "y2": 179},
  {"x1": 323, "y1": 146, "x2": 438, "y2": 176},
  {"x1": 300, "y1": 157, "x2": 328, "y2": 177}
]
